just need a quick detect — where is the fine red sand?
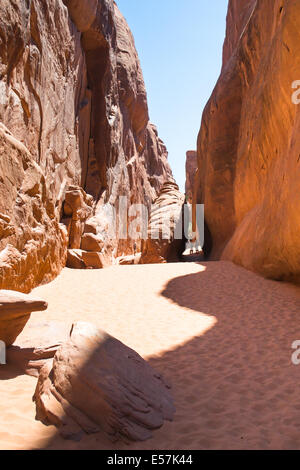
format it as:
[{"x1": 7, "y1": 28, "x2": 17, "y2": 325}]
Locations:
[{"x1": 1, "y1": 261, "x2": 300, "y2": 450}]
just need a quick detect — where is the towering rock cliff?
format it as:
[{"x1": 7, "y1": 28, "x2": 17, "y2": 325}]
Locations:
[
  {"x1": 0, "y1": 0, "x2": 172, "y2": 292},
  {"x1": 194, "y1": 0, "x2": 300, "y2": 281}
]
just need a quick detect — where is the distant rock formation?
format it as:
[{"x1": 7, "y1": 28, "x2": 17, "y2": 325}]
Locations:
[
  {"x1": 0, "y1": 0, "x2": 173, "y2": 290},
  {"x1": 194, "y1": 0, "x2": 300, "y2": 281},
  {"x1": 34, "y1": 322, "x2": 175, "y2": 442},
  {"x1": 140, "y1": 182, "x2": 185, "y2": 264},
  {"x1": 185, "y1": 151, "x2": 197, "y2": 203}
]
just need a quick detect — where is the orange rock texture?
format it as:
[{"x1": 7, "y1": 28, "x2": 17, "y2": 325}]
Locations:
[
  {"x1": 140, "y1": 182, "x2": 185, "y2": 264},
  {"x1": 0, "y1": 289, "x2": 47, "y2": 346},
  {"x1": 34, "y1": 321, "x2": 175, "y2": 442},
  {"x1": 194, "y1": 0, "x2": 300, "y2": 281},
  {"x1": 0, "y1": 0, "x2": 172, "y2": 291},
  {"x1": 185, "y1": 151, "x2": 197, "y2": 203}
]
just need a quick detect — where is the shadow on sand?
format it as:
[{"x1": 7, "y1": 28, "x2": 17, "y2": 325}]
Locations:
[
  {"x1": 0, "y1": 363, "x2": 25, "y2": 380},
  {"x1": 38, "y1": 262, "x2": 300, "y2": 449}
]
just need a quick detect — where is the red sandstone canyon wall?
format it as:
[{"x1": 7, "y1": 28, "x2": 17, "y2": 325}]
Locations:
[
  {"x1": 194, "y1": 0, "x2": 300, "y2": 281},
  {"x1": 0, "y1": 0, "x2": 173, "y2": 291}
]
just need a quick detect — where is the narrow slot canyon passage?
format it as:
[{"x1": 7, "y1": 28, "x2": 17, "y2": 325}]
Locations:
[{"x1": 0, "y1": 0, "x2": 300, "y2": 452}]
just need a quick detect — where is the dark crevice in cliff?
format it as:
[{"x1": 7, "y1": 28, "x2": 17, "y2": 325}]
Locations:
[
  {"x1": 84, "y1": 42, "x2": 110, "y2": 198},
  {"x1": 202, "y1": 220, "x2": 213, "y2": 259}
]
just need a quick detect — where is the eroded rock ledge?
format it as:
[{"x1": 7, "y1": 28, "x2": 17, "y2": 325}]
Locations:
[{"x1": 0, "y1": 289, "x2": 47, "y2": 346}]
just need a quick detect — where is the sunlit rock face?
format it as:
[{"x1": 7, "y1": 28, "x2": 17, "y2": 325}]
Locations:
[
  {"x1": 185, "y1": 151, "x2": 197, "y2": 204},
  {"x1": 0, "y1": 0, "x2": 85, "y2": 291},
  {"x1": 194, "y1": 0, "x2": 300, "y2": 281},
  {"x1": 0, "y1": 0, "x2": 172, "y2": 290}
]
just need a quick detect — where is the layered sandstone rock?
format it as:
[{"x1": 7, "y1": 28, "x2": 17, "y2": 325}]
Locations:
[
  {"x1": 0, "y1": 0, "x2": 87, "y2": 291},
  {"x1": 34, "y1": 322, "x2": 175, "y2": 442},
  {"x1": 117, "y1": 253, "x2": 141, "y2": 265},
  {"x1": 185, "y1": 151, "x2": 197, "y2": 203},
  {"x1": 140, "y1": 182, "x2": 186, "y2": 264},
  {"x1": 0, "y1": 290, "x2": 47, "y2": 346},
  {"x1": 0, "y1": 0, "x2": 172, "y2": 289},
  {"x1": 62, "y1": 187, "x2": 93, "y2": 250},
  {"x1": 61, "y1": 185, "x2": 108, "y2": 269},
  {"x1": 194, "y1": 0, "x2": 300, "y2": 280},
  {"x1": 61, "y1": 0, "x2": 173, "y2": 260}
]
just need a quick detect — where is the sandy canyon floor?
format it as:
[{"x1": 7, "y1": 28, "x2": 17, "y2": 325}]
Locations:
[{"x1": 1, "y1": 261, "x2": 300, "y2": 450}]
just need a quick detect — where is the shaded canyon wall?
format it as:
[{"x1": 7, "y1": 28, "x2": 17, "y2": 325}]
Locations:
[{"x1": 185, "y1": 150, "x2": 197, "y2": 204}]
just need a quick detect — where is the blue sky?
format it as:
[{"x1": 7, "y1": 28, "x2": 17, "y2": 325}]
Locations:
[{"x1": 117, "y1": 0, "x2": 229, "y2": 191}]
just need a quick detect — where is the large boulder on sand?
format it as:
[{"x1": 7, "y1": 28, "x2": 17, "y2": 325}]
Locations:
[
  {"x1": 67, "y1": 249, "x2": 110, "y2": 269},
  {"x1": 34, "y1": 322, "x2": 175, "y2": 442},
  {"x1": 0, "y1": 290, "x2": 47, "y2": 346}
]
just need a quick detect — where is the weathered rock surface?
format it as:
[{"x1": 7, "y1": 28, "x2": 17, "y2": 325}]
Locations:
[
  {"x1": 34, "y1": 322, "x2": 175, "y2": 442},
  {"x1": 61, "y1": 185, "x2": 110, "y2": 269},
  {"x1": 140, "y1": 182, "x2": 186, "y2": 264},
  {"x1": 61, "y1": 0, "x2": 173, "y2": 260},
  {"x1": 62, "y1": 187, "x2": 94, "y2": 250},
  {"x1": 7, "y1": 320, "x2": 70, "y2": 377},
  {"x1": 0, "y1": 0, "x2": 87, "y2": 291},
  {"x1": 0, "y1": 290, "x2": 47, "y2": 345},
  {"x1": 0, "y1": 0, "x2": 173, "y2": 289},
  {"x1": 117, "y1": 253, "x2": 141, "y2": 265},
  {"x1": 0, "y1": 123, "x2": 69, "y2": 292},
  {"x1": 81, "y1": 233, "x2": 104, "y2": 252},
  {"x1": 185, "y1": 151, "x2": 197, "y2": 203},
  {"x1": 194, "y1": 0, "x2": 300, "y2": 280}
]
